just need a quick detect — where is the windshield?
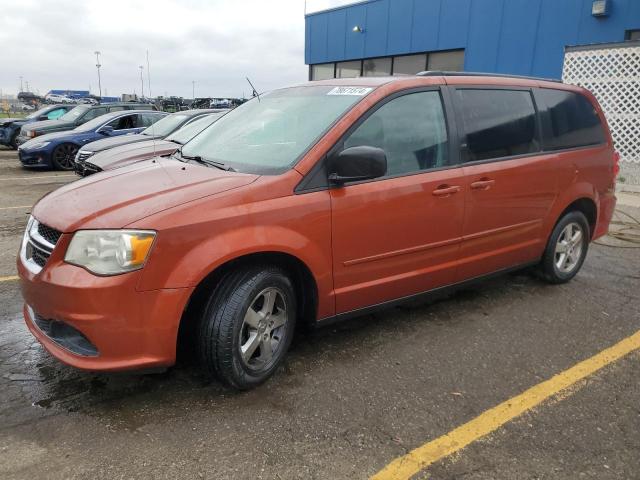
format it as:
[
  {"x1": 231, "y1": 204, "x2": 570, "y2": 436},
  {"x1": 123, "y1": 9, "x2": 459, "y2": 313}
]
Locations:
[
  {"x1": 180, "y1": 85, "x2": 371, "y2": 174},
  {"x1": 26, "y1": 106, "x2": 53, "y2": 120},
  {"x1": 166, "y1": 113, "x2": 225, "y2": 145},
  {"x1": 60, "y1": 105, "x2": 90, "y2": 122},
  {"x1": 73, "y1": 114, "x2": 117, "y2": 132},
  {"x1": 142, "y1": 113, "x2": 189, "y2": 137}
]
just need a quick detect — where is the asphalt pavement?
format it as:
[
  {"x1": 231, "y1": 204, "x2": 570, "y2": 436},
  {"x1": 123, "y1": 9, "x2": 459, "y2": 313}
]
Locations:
[{"x1": 0, "y1": 146, "x2": 638, "y2": 480}]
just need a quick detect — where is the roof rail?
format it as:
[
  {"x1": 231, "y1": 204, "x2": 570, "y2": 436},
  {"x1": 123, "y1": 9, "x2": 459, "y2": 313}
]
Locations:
[{"x1": 416, "y1": 71, "x2": 562, "y2": 83}]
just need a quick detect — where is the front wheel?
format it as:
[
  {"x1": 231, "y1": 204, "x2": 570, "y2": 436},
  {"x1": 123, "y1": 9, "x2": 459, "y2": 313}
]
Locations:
[
  {"x1": 51, "y1": 143, "x2": 79, "y2": 170},
  {"x1": 538, "y1": 211, "x2": 590, "y2": 284},
  {"x1": 198, "y1": 266, "x2": 296, "y2": 390}
]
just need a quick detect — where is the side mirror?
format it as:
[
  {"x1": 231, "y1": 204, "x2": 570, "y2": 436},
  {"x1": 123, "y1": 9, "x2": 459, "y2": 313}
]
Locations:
[
  {"x1": 328, "y1": 146, "x2": 387, "y2": 185},
  {"x1": 38, "y1": 115, "x2": 48, "y2": 121},
  {"x1": 99, "y1": 125, "x2": 115, "y2": 135}
]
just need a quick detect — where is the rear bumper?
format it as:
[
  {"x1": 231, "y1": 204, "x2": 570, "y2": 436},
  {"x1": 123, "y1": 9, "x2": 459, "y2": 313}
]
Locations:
[
  {"x1": 594, "y1": 192, "x2": 617, "y2": 240},
  {"x1": 18, "y1": 244, "x2": 193, "y2": 371}
]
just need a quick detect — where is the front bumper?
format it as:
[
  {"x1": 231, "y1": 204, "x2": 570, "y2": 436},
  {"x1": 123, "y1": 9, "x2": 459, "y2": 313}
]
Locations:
[
  {"x1": 18, "y1": 234, "x2": 193, "y2": 371},
  {"x1": 18, "y1": 146, "x2": 51, "y2": 167}
]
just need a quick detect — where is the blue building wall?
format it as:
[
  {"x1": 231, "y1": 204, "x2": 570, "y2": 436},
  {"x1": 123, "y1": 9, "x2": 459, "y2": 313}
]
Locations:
[{"x1": 305, "y1": 0, "x2": 640, "y2": 78}]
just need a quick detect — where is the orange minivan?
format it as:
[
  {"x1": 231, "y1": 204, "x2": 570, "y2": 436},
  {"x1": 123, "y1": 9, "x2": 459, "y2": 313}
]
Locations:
[{"x1": 18, "y1": 73, "x2": 617, "y2": 389}]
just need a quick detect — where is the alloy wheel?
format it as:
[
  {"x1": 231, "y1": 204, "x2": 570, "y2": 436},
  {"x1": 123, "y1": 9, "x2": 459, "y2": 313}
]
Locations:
[
  {"x1": 53, "y1": 144, "x2": 78, "y2": 170},
  {"x1": 239, "y1": 287, "x2": 288, "y2": 371},
  {"x1": 554, "y1": 222, "x2": 584, "y2": 273}
]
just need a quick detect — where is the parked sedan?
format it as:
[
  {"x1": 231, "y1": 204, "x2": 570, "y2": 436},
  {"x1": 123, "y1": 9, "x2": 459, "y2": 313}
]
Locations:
[
  {"x1": 18, "y1": 110, "x2": 167, "y2": 170},
  {"x1": 0, "y1": 105, "x2": 74, "y2": 149},
  {"x1": 16, "y1": 102, "x2": 157, "y2": 146},
  {"x1": 75, "y1": 109, "x2": 226, "y2": 166},
  {"x1": 75, "y1": 111, "x2": 226, "y2": 176}
]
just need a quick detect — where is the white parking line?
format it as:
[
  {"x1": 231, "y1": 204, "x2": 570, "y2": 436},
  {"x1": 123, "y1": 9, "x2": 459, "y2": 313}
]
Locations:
[
  {"x1": 0, "y1": 205, "x2": 31, "y2": 211},
  {"x1": 0, "y1": 175, "x2": 75, "y2": 181}
]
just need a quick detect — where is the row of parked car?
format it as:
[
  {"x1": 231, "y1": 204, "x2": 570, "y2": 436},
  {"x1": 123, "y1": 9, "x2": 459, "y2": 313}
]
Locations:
[{"x1": 1, "y1": 102, "x2": 227, "y2": 173}]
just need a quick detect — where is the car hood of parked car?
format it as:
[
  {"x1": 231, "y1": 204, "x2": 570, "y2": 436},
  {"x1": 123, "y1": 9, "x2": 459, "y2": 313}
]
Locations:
[
  {"x1": 32, "y1": 157, "x2": 259, "y2": 231},
  {"x1": 89, "y1": 139, "x2": 179, "y2": 171},
  {"x1": 19, "y1": 130, "x2": 92, "y2": 148},
  {"x1": 0, "y1": 118, "x2": 24, "y2": 127},
  {"x1": 80, "y1": 133, "x2": 158, "y2": 154},
  {"x1": 22, "y1": 119, "x2": 74, "y2": 134}
]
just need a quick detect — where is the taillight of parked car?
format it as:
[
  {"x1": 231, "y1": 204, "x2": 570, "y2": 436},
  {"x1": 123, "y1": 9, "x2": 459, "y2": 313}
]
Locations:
[{"x1": 613, "y1": 151, "x2": 620, "y2": 177}]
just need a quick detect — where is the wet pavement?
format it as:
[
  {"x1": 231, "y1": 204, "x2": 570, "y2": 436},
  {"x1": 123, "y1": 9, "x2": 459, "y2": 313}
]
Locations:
[{"x1": 0, "y1": 146, "x2": 639, "y2": 479}]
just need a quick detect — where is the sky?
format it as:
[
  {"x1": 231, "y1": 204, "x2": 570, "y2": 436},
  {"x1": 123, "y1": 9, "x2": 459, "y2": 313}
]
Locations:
[{"x1": 0, "y1": 0, "x2": 317, "y2": 99}]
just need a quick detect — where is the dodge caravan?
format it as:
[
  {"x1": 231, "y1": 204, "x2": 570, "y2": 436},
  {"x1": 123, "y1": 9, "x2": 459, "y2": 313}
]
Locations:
[{"x1": 18, "y1": 73, "x2": 617, "y2": 389}]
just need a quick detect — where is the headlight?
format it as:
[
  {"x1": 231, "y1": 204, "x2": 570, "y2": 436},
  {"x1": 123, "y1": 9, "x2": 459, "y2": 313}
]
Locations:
[
  {"x1": 28, "y1": 141, "x2": 50, "y2": 149},
  {"x1": 65, "y1": 230, "x2": 156, "y2": 275},
  {"x1": 28, "y1": 130, "x2": 37, "y2": 138}
]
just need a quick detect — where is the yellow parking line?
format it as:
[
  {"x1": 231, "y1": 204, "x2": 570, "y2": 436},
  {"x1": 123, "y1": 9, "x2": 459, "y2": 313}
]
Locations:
[
  {"x1": 0, "y1": 275, "x2": 19, "y2": 282},
  {"x1": 371, "y1": 330, "x2": 640, "y2": 480}
]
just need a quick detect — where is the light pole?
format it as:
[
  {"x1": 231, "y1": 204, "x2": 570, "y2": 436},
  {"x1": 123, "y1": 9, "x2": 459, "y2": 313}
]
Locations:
[
  {"x1": 139, "y1": 65, "x2": 144, "y2": 99},
  {"x1": 94, "y1": 51, "x2": 102, "y2": 98},
  {"x1": 25, "y1": 81, "x2": 30, "y2": 93},
  {"x1": 19, "y1": 76, "x2": 23, "y2": 92},
  {"x1": 192, "y1": 80, "x2": 195, "y2": 100}
]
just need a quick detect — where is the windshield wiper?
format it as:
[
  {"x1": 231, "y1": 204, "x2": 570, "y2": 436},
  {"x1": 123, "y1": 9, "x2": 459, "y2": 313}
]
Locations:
[{"x1": 175, "y1": 149, "x2": 235, "y2": 171}]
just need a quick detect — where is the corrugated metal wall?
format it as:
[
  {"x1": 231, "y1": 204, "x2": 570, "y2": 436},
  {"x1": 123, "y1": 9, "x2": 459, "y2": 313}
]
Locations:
[{"x1": 305, "y1": 0, "x2": 640, "y2": 78}]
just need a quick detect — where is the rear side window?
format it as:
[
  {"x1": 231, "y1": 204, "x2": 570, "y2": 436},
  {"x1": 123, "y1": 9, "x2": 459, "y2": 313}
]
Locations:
[
  {"x1": 534, "y1": 89, "x2": 606, "y2": 150},
  {"x1": 455, "y1": 89, "x2": 539, "y2": 162}
]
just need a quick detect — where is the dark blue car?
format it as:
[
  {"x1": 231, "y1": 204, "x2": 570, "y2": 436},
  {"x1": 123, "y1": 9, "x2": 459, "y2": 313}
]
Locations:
[
  {"x1": 18, "y1": 110, "x2": 167, "y2": 170},
  {"x1": 0, "y1": 105, "x2": 73, "y2": 149}
]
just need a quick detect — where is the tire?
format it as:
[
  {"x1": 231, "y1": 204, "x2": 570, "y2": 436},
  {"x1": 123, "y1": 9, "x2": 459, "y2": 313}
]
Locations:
[
  {"x1": 198, "y1": 266, "x2": 296, "y2": 390},
  {"x1": 51, "y1": 143, "x2": 79, "y2": 170},
  {"x1": 538, "y1": 211, "x2": 590, "y2": 284},
  {"x1": 9, "y1": 132, "x2": 19, "y2": 149}
]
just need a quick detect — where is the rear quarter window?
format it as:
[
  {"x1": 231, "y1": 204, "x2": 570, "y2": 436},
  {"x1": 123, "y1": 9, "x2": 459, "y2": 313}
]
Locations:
[{"x1": 534, "y1": 88, "x2": 606, "y2": 151}]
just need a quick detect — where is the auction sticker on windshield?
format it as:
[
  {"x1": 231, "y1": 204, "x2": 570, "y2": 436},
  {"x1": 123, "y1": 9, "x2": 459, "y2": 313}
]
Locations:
[{"x1": 327, "y1": 87, "x2": 373, "y2": 96}]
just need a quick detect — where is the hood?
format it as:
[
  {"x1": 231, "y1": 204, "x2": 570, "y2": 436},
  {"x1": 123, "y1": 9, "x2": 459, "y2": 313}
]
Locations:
[
  {"x1": 19, "y1": 130, "x2": 85, "y2": 149},
  {"x1": 22, "y1": 119, "x2": 74, "y2": 134},
  {"x1": 80, "y1": 133, "x2": 153, "y2": 153},
  {"x1": 32, "y1": 156, "x2": 258, "y2": 231},
  {"x1": 0, "y1": 118, "x2": 23, "y2": 127},
  {"x1": 90, "y1": 139, "x2": 178, "y2": 170}
]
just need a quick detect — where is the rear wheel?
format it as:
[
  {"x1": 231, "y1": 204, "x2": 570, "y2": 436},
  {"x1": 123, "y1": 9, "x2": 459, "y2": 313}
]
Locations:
[
  {"x1": 198, "y1": 266, "x2": 296, "y2": 390},
  {"x1": 538, "y1": 211, "x2": 589, "y2": 284},
  {"x1": 51, "y1": 143, "x2": 79, "y2": 170}
]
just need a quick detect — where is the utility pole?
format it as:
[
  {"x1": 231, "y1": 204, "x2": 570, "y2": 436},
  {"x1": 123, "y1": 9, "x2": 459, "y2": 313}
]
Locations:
[
  {"x1": 139, "y1": 65, "x2": 144, "y2": 98},
  {"x1": 19, "y1": 76, "x2": 23, "y2": 92},
  {"x1": 192, "y1": 80, "x2": 195, "y2": 100},
  {"x1": 94, "y1": 51, "x2": 102, "y2": 98},
  {"x1": 25, "y1": 81, "x2": 30, "y2": 93}
]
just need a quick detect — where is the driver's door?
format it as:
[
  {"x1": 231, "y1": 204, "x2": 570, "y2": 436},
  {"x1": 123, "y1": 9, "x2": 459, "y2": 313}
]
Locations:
[{"x1": 330, "y1": 89, "x2": 465, "y2": 314}]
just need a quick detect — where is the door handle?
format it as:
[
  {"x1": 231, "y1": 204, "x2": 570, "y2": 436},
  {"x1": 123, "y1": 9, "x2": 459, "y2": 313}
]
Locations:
[
  {"x1": 470, "y1": 179, "x2": 495, "y2": 190},
  {"x1": 432, "y1": 185, "x2": 461, "y2": 197}
]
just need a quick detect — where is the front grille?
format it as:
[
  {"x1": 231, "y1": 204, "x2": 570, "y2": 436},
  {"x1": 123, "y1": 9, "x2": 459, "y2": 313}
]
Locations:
[
  {"x1": 37, "y1": 223, "x2": 62, "y2": 245},
  {"x1": 75, "y1": 161, "x2": 102, "y2": 177},
  {"x1": 22, "y1": 219, "x2": 60, "y2": 273},
  {"x1": 31, "y1": 308, "x2": 98, "y2": 357}
]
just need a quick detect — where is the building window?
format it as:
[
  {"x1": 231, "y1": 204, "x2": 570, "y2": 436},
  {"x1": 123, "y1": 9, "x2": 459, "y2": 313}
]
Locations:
[
  {"x1": 363, "y1": 57, "x2": 392, "y2": 77},
  {"x1": 393, "y1": 54, "x2": 427, "y2": 75},
  {"x1": 336, "y1": 60, "x2": 362, "y2": 78},
  {"x1": 626, "y1": 29, "x2": 640, "y2": 41},
  {"x1": 427, "y1": 50, "x2": 465, "y2": 72},
  {"x1": 311, "y1": 63, "x2": 334, "y2": 80}
]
